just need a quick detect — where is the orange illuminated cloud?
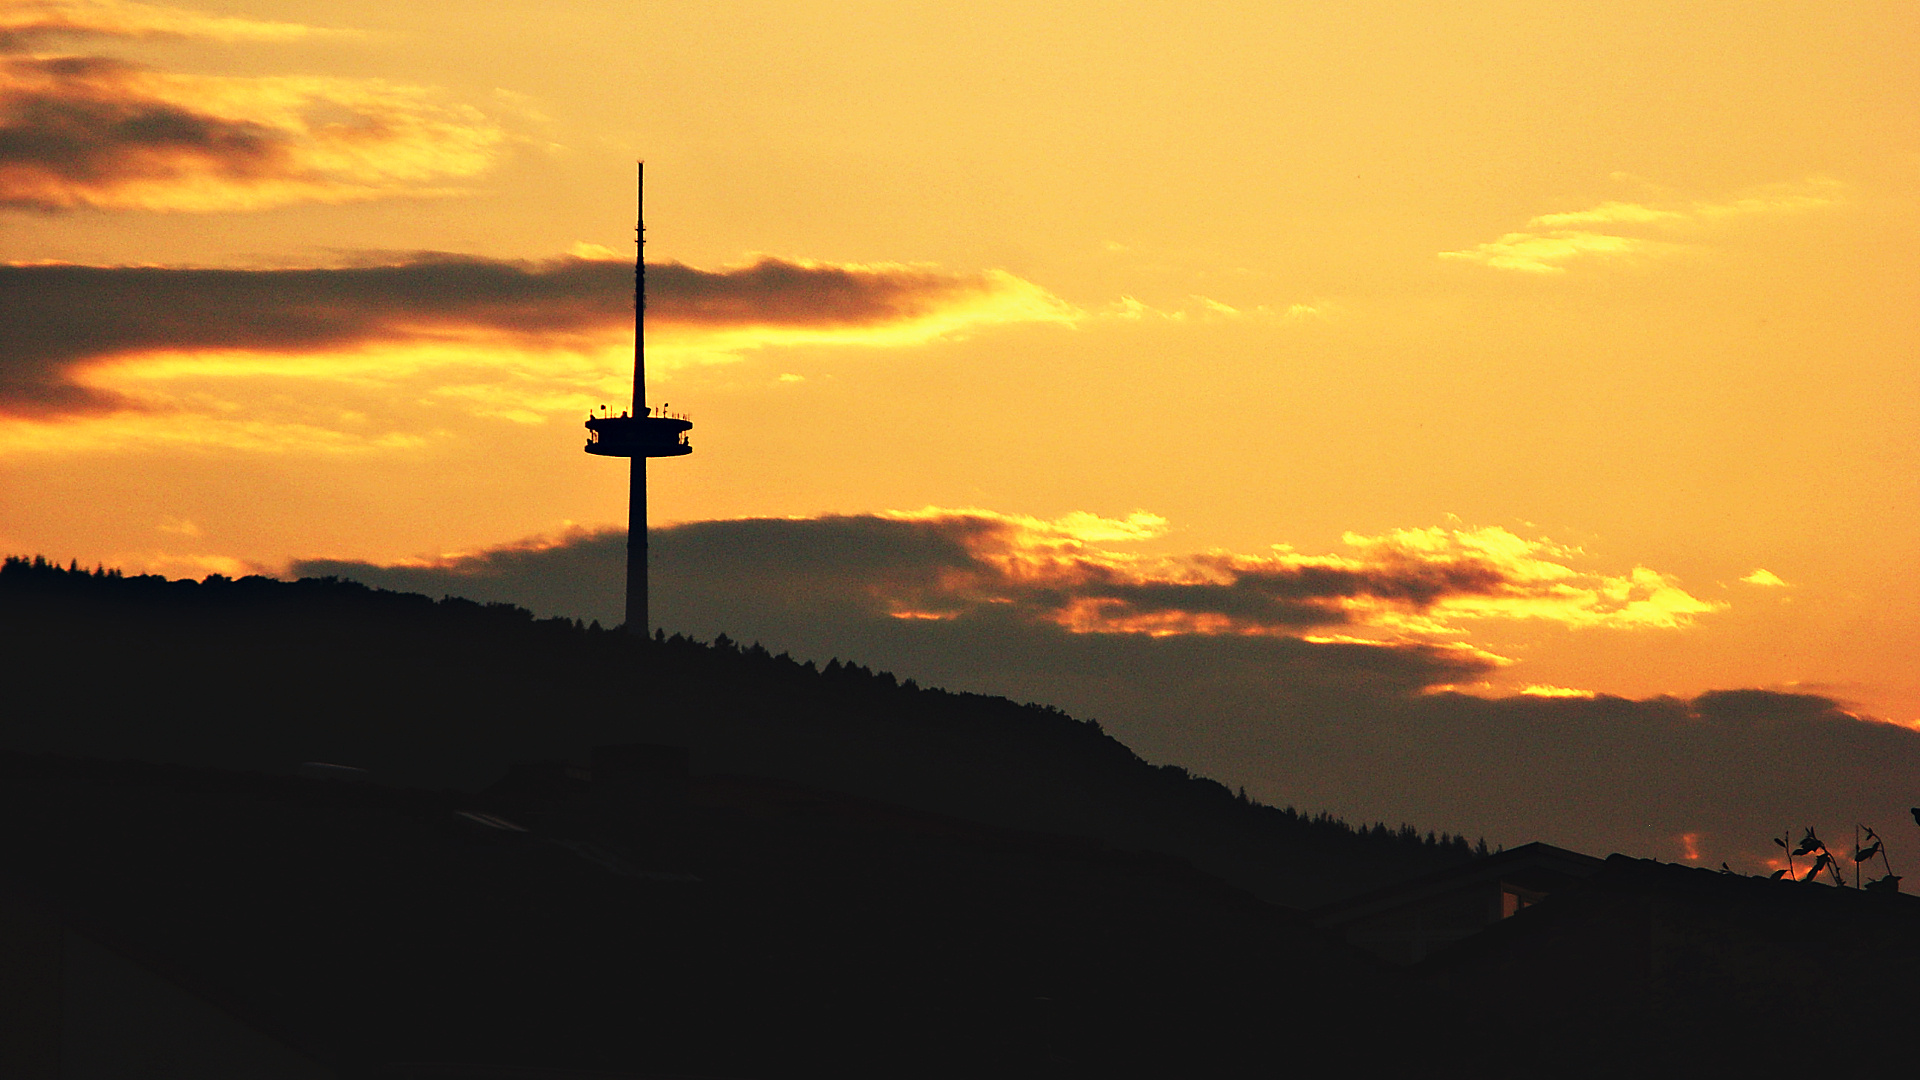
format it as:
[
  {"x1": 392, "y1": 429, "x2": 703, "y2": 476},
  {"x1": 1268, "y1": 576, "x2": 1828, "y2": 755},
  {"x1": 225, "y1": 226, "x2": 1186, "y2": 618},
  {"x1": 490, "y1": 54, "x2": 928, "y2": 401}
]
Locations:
[
  {"x1": 651, "y1": 257, "x2": 1072, "y2": 330},
  {"x1": 311, "y1": 509, "x2": 1720, "y2": 647},
  {"x1": 1336, "y1": 527, "x2": 1723, "y2": 632},
  {"x1": 0, "y1": 2, "x2": 490, "y2": 212},
  {"x1": 0, "y1": 254, "x2": 1075, "y2": 424},
  {"x1": 882, "y1": 510, "x2": 1722, "y2": 639},
  {"x1": 1519, "y1": 684, "x2": 1598, "y2": 699},
  {"x1": 644, "y1": 257, "x2": 1078, "y2": 363},
  {"x1": 1441, "y1": 179, "x2": 1841, "y2": 273},
  {"x1": 0, "y1": 54, "x2": 503, "y2": 211},
  {"x1": 572, "y1": 508, "x2": 1720, "y2": 645}
]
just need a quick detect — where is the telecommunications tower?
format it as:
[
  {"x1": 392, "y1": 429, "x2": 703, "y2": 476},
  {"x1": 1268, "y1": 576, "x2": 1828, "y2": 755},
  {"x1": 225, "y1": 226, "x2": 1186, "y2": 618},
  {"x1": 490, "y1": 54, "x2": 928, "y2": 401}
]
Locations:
[{"x1": 584, "y1": 163, "x2": 692, "y2": 634}]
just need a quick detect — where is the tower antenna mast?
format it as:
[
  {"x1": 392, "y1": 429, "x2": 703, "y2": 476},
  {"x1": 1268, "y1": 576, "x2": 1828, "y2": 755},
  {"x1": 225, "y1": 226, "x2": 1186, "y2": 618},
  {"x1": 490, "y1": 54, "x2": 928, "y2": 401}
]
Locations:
[
  {"x1": 584, "y1": 161, "x2": 693, "y2": 635},
  {"x1": 645, "y1": 157, "x2": 652, "y2": 413}
]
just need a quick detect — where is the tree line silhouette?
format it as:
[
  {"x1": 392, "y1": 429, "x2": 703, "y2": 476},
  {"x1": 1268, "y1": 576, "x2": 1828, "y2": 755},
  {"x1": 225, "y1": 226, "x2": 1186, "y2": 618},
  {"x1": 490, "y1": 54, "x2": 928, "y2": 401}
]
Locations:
[{"x1": 1, "y1": 554, "x2": 1477, "y2": 906}]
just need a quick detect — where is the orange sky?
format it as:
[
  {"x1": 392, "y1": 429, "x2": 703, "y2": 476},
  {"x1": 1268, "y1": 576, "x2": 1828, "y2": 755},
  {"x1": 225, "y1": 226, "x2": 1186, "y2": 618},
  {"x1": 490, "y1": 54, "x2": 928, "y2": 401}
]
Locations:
[{"x1": 3, "y1": 0, "x2": 1916, "y2": 752}]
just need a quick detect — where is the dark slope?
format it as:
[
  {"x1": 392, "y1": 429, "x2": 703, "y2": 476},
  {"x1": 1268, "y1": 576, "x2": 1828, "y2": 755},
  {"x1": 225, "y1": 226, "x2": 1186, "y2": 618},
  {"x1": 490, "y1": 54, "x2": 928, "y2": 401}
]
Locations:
[
  {"x1": 1, "y1": 556, "x2": 1474, "y2": 908},
  {"x1": 0, "y1": 752, "x2": 1422, "y2": 1079}
]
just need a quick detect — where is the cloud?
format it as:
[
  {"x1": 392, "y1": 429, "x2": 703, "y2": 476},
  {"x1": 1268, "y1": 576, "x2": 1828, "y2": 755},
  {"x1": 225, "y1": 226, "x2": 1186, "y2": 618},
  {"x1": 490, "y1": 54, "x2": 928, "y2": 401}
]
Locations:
[
  {"x1": 1437, "y1": 229, "x2": 1664, "y2": 274},
  {"x1": 0, "y1": 254, "x2": 619, "y2": 416},
  {"x1": 291, "y1": 512, "x2": 1912, "y2": 869},
  {"x1": 1102, "y1": 294, "x2": 1326, "y2": 323},
  {"x1": 293, "y1": 514, "x2": 1508, "y2": 708},
  {"x1": 1441, "y1": 179, "x2": 1841, "y2": 273},
  {"x1": 1740, "y1": 568, "x2": 1789, "y2": 587},
  {"x1": 760, "y1": 510, "x2": 1719, "y2": 639},
  {"x1": 1517, "y1": 684, "x2": 1596, "y2": 698},
  {"x1": 0, "y1": 53, "x2": 503, "y2": 211},
  {"x1": 1526, "y1": 201, "x2": 1688, "y2": 228},
  {"x1": 0, "y1": 254, "x2": 1072, "y2": 420},
  {"x1": 114, "y1": 549, "x2": 261, "y2": 579},
  {"x1": 0, "y1": 1, "x2": 490, "y2": 212},
  {"x1": 0, "y1": 0, "x2": 333, "y2": 49},
  {"x1": 651, "y1": 258, "x2": 1074, "y2": 332},
  {"x1": 298, "y1": 511, "x2": 1720, "y2": 647}
]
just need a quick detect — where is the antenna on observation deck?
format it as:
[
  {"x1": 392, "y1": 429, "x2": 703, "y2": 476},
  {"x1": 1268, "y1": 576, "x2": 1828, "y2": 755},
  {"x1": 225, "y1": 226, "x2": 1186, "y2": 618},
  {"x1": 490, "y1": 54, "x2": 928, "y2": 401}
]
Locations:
[{"x1": 584, "y1": 162, "x2": 692, "y2": 635}]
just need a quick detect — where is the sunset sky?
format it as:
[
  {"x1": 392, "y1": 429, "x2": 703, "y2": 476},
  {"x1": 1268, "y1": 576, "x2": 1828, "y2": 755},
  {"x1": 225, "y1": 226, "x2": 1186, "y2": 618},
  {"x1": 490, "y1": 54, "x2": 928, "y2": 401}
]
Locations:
[{"x1": 4, "y1": 1, "x2": 1916, "y2": 867}]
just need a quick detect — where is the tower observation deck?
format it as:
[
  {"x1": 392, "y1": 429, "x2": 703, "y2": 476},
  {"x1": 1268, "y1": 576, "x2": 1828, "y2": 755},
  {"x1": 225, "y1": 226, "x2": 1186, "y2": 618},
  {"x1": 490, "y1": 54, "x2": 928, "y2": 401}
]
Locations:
[
  {"x1": 583, "y1": 410, "x2": 691, "y2": 458},
  {"x1": 585, "y1": 162, "x2": 690, "y2": 634}
]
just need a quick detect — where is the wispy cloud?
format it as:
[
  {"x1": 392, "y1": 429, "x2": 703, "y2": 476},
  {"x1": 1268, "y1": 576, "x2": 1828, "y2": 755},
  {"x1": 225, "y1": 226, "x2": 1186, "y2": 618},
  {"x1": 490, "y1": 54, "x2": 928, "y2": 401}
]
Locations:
[
  {"x1": 1441, "y1": 179, "x2": 1842, "y2": 273},
  {"x1": 1525, "y1": 201, "x2": 1688, "y2": 228},
  {"x1": 1437, "y1": 229, "x2": 1666, "y2": 274},
  {"x1": 0, "y1": 54, "x2": 503, "y2": 211},
  {"x1": 0, "y1": 405, "x2": 431, "y2": 454},
  {"x1": 1103, "y1": 294, "x2": 1327, "y2": 323},
  {"x1": 646, "y1": 256, "x2": 1078, "y2": 356},
  {"x1": 1334, "y1": 526, "x2": 1722, "y2": 633},
  {"x1": 1517, "y1": 684, "x2": 1597, "y2": 698},
  {"x1": 869, "y1": 511, "x2": 1722, "y2": 639},
  {"x1": 0, "y1": 254, "x2": 1076, "y2": 439},
  {"x1": 0, "y1": 1, "x2": 497, "y2": 212}
]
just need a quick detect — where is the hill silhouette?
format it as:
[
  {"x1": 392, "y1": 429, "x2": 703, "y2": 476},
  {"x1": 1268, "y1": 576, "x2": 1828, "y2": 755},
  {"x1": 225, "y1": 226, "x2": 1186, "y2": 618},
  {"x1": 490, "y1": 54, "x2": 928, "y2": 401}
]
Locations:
[
  {"x1": 0, "y1": 748, "x2": 1439, "y2": 1078},
  {"x1": 1, "y1": 555, "x2": 1476, "y2": 908}
]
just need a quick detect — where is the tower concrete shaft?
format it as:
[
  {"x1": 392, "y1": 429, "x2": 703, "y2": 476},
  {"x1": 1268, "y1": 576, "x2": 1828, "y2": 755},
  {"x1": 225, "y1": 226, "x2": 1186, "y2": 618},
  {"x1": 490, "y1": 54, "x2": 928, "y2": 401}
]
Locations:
[{"x1": 628, "y1": 450, "x2": 646, "y2": 635}]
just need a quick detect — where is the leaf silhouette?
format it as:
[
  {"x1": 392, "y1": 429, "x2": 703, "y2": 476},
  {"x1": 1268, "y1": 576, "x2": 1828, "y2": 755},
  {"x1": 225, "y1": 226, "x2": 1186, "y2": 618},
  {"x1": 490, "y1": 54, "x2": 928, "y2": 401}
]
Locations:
[
  {"x1": 1854, "y1": 841, "x2": 1882, "y2": 863},
  {"x1": 1866, "y1": 874, "x2": 1902, "y2": 893},
  {"x1": 1794, "y1": 836, "x2": 1821, "y2": 857},
  {"x1": 1774, "y1": 837, "x2": 1788, "y2": 849},
  {"x1": 1769, "y1": 869, "x2": 1789, "y2": 880}
]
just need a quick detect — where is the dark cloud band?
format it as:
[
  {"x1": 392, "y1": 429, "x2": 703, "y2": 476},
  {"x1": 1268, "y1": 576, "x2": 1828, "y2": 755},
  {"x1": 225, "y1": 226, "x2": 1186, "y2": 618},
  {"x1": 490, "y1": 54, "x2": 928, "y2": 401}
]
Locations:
[
  {"x1": 293, "y1": 514, "x2": 1915, "y2": 869},
  {"x1": 295, "y1": 513, "x2": 1697, "y2": 643},
  {"x1": 0, "y1": 255, "x2": 1016, "y2": 417},
  {"x1": 649, "y1": 259, "x2": 993, "y2": 328},
  {"x1": 0, "y1": 52, "x2": 495, "y2": 213},
  {"x1": 0, "y1": 56, "x2": 280, "y2": 204}
]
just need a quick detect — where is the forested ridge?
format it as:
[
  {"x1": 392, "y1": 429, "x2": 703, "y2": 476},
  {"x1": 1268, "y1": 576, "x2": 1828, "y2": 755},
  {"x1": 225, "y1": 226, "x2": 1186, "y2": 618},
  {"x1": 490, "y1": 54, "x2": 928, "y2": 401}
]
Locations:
[{"x1": 1, "y1": 555, "x2": 1478, "y2": 907}]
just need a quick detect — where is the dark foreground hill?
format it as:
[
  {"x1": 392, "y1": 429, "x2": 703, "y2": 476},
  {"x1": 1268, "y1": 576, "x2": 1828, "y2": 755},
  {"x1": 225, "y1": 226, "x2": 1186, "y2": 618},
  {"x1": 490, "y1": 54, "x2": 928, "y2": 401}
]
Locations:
[
  {"x1": 8, "y1": 559, "x2": 1919, "y2": 1077},
  {"x1": 0, "y1": 749, "x2": 1443, "y2": 1079},
  {"x1": 0, "y1": 557, "x2": 1474, "y2": 909}
]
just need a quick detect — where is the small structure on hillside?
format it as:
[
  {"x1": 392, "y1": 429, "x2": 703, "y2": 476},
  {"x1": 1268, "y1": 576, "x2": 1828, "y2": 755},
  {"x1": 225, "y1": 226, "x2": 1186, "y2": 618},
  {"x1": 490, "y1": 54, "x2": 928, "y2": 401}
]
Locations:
[
  {"x1": 1309, "y1": 841, "x2": 1606, "y2": 965},
  {"x1": 1417, "y1": 854, "x2": 1920, "y2": 1071}
]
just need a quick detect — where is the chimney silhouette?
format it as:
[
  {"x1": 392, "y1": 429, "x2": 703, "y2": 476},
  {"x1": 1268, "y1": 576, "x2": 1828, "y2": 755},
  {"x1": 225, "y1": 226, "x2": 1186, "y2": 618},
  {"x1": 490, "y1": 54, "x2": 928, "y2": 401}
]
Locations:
[{"x1": 584, "y1": 163, "x2": 692, "y2": 635}]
